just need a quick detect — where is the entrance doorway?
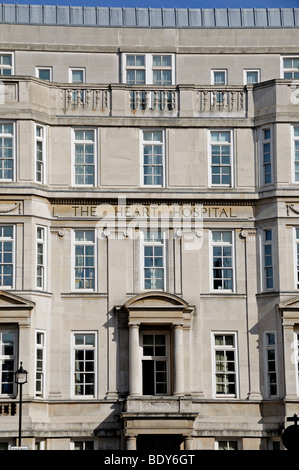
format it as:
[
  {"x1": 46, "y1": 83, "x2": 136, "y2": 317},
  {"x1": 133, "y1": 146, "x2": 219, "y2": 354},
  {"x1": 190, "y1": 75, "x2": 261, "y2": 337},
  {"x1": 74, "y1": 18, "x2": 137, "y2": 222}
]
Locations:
[{"x1": 137, "y1": 434, "x2": 181, "y2": 452}]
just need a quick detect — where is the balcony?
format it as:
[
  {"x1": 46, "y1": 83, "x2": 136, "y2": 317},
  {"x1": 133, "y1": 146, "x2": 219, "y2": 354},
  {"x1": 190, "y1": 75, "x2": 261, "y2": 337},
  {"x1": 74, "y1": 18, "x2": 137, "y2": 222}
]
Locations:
[{"x1": 0, "y1": 76, "x2": 297, "y2": 122}]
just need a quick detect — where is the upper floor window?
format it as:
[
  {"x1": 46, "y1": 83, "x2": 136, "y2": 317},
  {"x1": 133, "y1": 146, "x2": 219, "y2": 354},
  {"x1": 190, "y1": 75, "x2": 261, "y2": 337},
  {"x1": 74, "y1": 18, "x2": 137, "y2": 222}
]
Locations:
[
  {"x1": 70, "y1": 68, "x2": 85, "y2": 84},
  {"x1": 141, "y1": 130, "x2": 165, "y2": 187},
  {"x1": 73, "y1": 230, "x2": 96, "y2": 291},
  {"x1": 295, "y1": 228, "x2": 299, "y2": 290},
  {"x1": 282, "y1": 57, "x2": 299, "y2": 79},
  {"x1": 152, "y1": 55, "x2": 172, "y2": 85},
  {"x1": 244, "y1": 69, "x2": 260, "y2": 85},
  {"x1": 73, "y1": 129, "x2": 96, "y2": 186},
  {"x1": 142, "y1": 332, "x2": 169, "y2": 395},
  {"x1": 211, "y1": 70, "x2": 227, "y2": 105},
  {"x1": 0, "y1": 122, "x2": 14, "y2": 181},
  {"x1": 36, "y1": 226, "x2": 46, "y2": 290},
  {"x1": 123, "y1": 53, "x2": 174, "y2": 85},
  {"x1": 36, "y1": 67, "x2": 52, "y2": 82},
  {"x1": 262, "y1": 229, "x2": 274, "y2": 290},
  {"x1": 0, "y1": 54, "x2": 13, "y2": 75},
  {"x1": 293, "y1": 126, "x2": 299, "y2": 182},
  {"x1": 0, "y1": 329, "x2": 17, "y2": 396},
  {"x1": 36, "y1": 124, "x2": 46, "y2": 184},
  {"x1": 211, "y1": 230, "x2": 234, "y2": 292},
  {"x1": 213, "y1": 333, "x2": 238, "y2": 398},
  {"x1": 142, "y1": 231, "x2": 165, "y2": 291},
  {"x1": 209, "y1": 130, "x2": 232, "y2": 187},
  {"x1": 72, "y1": 332, "x2": 96, "y2": 397},
  {"x1": 126, "y1": 55, "x2": 146, "y2": 84},
  {"x1": 0, "y1": 226, "x2": 14, "y2": 288},
  {"x1": 261, "y1": 128, "x2": 272, "y2": 185}
]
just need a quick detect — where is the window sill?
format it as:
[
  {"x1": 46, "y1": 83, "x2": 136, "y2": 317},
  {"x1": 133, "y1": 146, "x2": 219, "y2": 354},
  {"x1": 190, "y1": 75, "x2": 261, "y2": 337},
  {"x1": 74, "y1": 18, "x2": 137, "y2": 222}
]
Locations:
[{"x1": 201, "y1": 292, "x2": 246, "y2": 298}]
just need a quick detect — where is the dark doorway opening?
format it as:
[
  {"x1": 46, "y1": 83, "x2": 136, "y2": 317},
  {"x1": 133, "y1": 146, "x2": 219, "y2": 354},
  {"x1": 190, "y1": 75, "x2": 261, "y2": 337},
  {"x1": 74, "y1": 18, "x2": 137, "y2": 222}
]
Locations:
[{"x1": 137, "y1": 434, "x2": 181, "y2": 452}]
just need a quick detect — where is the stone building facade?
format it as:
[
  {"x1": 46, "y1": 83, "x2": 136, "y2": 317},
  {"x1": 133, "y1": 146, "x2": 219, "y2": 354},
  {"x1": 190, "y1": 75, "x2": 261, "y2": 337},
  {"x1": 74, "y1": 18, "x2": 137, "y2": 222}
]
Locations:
[{"x1": 0, "y1": 4, "x2": 299, "y2": 450}]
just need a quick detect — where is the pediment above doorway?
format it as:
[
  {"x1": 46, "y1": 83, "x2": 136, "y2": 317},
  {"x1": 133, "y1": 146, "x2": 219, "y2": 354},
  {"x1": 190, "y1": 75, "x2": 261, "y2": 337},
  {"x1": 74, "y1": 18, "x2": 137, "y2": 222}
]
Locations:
[
  {"x1": 278, "y1": 296, "x2": 299, "y2": 326},
  {"x1": 0, "y1": 290, "x2": 35, "y2": 325},
  {"x1": 117, "y1": 291, "x2": 193, "y2": 327}
]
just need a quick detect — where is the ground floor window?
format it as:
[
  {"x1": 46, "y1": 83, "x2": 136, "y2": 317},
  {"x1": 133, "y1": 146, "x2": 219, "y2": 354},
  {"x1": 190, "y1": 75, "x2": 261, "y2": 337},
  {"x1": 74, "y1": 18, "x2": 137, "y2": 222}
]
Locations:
[
  {"x1": 0, "y1": 329, "x2": 17, "y2": 396},
  {"x1": 215, "y1": 439, "x2": 240, "y2": 450}
]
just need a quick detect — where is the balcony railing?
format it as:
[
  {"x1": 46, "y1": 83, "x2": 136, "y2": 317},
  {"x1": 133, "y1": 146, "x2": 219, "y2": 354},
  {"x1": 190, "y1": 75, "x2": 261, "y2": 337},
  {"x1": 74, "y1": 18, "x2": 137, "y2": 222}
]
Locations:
[
  {"x1": 1, "y1": 76, "x2": 298, "y2": 120},
  {"x1": 0, "y1": 402, "x2": 16, "y2": 416}
]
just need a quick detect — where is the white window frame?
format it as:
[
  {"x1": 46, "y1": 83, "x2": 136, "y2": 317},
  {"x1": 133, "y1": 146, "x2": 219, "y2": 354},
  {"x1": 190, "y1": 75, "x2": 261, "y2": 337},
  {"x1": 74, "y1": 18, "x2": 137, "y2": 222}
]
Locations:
[
  {"x1": 72, "y1": 229, "x2": 96, "y2": 292},
  {"x1": 260, "y1": 126, "x2": 272, "y2": 186},
  {"x1": 212, "y1": 332, "x2": 239, "y2": 398},
  {"x1": 36, "y1": 225, "x2": 46, "y2": 290},
  {"x1": 35, "y1": 67, "x2": 52, "y2": 82},
  {"x1": 69, "y1": 67, "x2": 86, "y2": 84},
  {"x1": 0, "y1": 52, "x2": 14, "y2": 75},
  {"x1": 210, "y1": 230, "x2": 235, "y2": 292},
  {"x1": 0, "y1": 122, "x2": 15, "y2": 182},
  {"x1": 0, "y1": 225, "x2": 15, "y2": 289},
  {"x1": 35, "y1": 123, "x2": 46, "y2": 184},
  {"x1": 140, "y1": 330, "x2": 170, "y2": 396},
  {"x1": 140, "y1": 129, "x2": 165, "y2": 188},
  {"x1": 281, "y1": 56, "x2": 299, "y2": 79},
  {"x1": 71, "y1": 128, "x2": 97, "y2": 187},
  {"x1": 121, "y1": 53, "x2": 175, "y2": 85},
  {"x1": 211, "y1": 69, "x2": 227, "y2": 86},
  {"x1": 261, "y1": 228, "x2": 274, "y2": 291},
  {"x1": 140, "y1": 230, "x2": 166, "y2": 291},
  {"x1": 263, "y1": 331, "x2": 278, "y2": 398},
  {"x1": 294, "y1": 227, "x2": 299, "y2": 290},
  {"x1": 294, "y1": 328, "x2": 299, "y2": 397},
  {"x1": 208, "y1": 130, "x2": 234, "y2": 187},
  {"x1": 35, "y1": 330, "x2": 46, "y2": 398},
  {"x1": 243, "y1": 69, "x2": 260, "y2": 85},
  {"x1": 0, "y1": 328, "x2": 17, "y2": 397},
  {"x1": 291, "y1": 125, "x2": 299, "y2": 183},
  {"x1": 71, "y1": 331, "x2": 97, "y2": 399}
]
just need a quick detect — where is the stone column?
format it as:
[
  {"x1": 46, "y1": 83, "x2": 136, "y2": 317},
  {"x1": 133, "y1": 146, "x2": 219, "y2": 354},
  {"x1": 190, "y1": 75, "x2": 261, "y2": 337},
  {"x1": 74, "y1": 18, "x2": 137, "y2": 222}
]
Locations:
[
  {"x1": 173, "y1": 324, "x2": 184, "y2": 396},
  {"x1": 129, "y1": 324, "x2": 141, "y2": 396},
  {"x1": 126, "y1": 436, "x2": 137, "y2": 450}
]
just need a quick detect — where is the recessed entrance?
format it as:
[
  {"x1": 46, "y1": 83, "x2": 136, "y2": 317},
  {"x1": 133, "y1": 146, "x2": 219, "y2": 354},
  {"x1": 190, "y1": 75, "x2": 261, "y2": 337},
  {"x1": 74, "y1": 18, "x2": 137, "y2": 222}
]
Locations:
[{"x1": 137, "y1": 434, "x2": 181, "y2": 452}]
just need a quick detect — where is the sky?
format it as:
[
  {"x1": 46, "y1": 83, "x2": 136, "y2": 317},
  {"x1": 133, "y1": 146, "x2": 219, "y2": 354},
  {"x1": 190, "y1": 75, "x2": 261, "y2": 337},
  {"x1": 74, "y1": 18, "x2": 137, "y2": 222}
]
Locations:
[{"x1": 0, "y1": 0, "x2": 298, "y2": 10}]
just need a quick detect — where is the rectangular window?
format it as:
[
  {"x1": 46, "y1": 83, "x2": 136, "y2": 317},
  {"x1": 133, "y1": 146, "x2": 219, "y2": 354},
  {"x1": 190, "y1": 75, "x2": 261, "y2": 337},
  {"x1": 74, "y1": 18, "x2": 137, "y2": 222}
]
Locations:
[
  {"x1": 142, "y1": 332, "x2": 168, "y2": 395},
  {"x1": 36, "y1": 226, "x2": 46, "y2": 290},
  {"x1": 282, "y1": 57, "x2": 299, "y2": 79},
  {"x1": 293, "y1": 127, "x2": 299, "y2": 182},
  {"x1": 210, "y1": 131, "x2": 232, "y2": 186},
  {"x1": 73, "y1": 333, "x2": 96, "y2": 397},
  {"x1": 152, "y1": 55, "x2": 172, "y2": 85},
  {"x1": 126, "y1": 55, "x2": 146, "y2": 84},
  {"x1": 141, "y1": 130, "x2": 164, "y2": 187},
  {"x1": 0, "y1": 226, "x2": 14, "y2": 288},
  {"x1": 0, "y1": 330, "x2": 16, "y2": 396},
  {"x1": 295, "y1": 228, "x2": 299, "y2": 289},
  {"x1": 35, "y1": 331, "x2": 46, "y2": 397},
  {"x1": 36, "y1": 67, "x2": 52, "y2": 82},
  {"x1": 0, "y1": 54, "x2": 13, "y2": 75},
  {"x1": 36, "y1": 124, "x2": 46, "y2": 183},
  {"x1": 244, "y1": 69, "x2": 260, "y2": 84},
  {"x1": 263, "y1": 229, "x2": 274, "y2": 290},
  {"x1": 262, "y1": 128, "x2": 272, "y2": 185},
  {"x1": 215, "y1": 440, "x2": 239, "y2": 450},
  {"x1": 142, "y1": 231, "x2": 165, "y2": 290},
  {"x1": 213, "y1": 333, "x2": 238, "y2": 397},
  {"x1": 74, "y1": 230, "x2": 96, "y2": 291},
  {"x1": 264, "y1": 332, "x2": 278, "y2": 397},
  {"x1": 73, "y1": 440, "x2": 95, "y2": 451},
  {"x1": 211, "y1": 231, "x2": 234, "y2": 291},
  {"x1": 212, "y1": 70, "x2": 227, "y2": 104},
  {"x1": 73, "y1": 129, "x2": 95, "y2": 186},
  {"x1": 0, "y1": 123, "x2": 14, "y2": 181}
]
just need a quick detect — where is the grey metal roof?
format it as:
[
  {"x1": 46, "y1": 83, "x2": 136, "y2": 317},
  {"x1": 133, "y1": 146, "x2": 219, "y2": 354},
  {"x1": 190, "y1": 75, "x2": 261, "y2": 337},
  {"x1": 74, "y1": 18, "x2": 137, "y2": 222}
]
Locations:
[{"x1": 0, "y1": 4, "x2": 298, "y2": 28}]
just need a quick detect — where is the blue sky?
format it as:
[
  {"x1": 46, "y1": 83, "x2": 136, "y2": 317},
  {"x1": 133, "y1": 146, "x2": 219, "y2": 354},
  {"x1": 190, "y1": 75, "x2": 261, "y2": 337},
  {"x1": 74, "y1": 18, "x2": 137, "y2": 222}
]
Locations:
[{"x1": 1, "y1": 0, "x2": 298, "y2": 9}]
